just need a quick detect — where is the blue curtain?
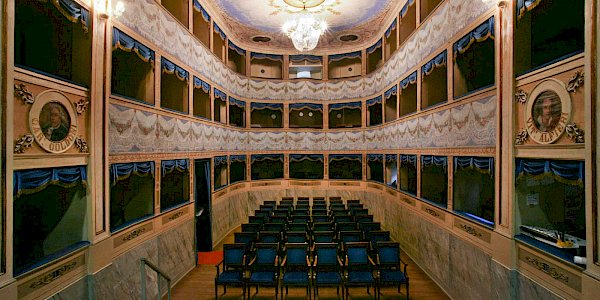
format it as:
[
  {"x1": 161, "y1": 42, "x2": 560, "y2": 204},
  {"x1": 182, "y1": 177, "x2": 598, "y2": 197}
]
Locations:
[
  {"x1": 290, "y1": 154, "x2": 324, "y2": 163},
  {"x1": 162, "y1": 159, "x2": 189, "y2": 175},
  {"x1": 329, "y1": 51, "x2": 362, "y2": 63},
  {"x1": 110, "y1": 161, "x2": 155, "y2": 186},
  {"x1": 367, "y1": 96, "x2": 382, "y2": 107},
  {"x1": 385, "y1": 19, "x2": 397, "y2": 38},
  {"x1": 14, "y1": 166, "x2": 87, "y2": 197},
  {"x1": 329, "y1": 101, "x2": 362, "y2": 111},
  {"x1": 400, "y1": 71, "x2": 418, "y2": 89},
  {"x1": 290, "y1": 103, "x2": 323, "y2": 112},
  {"x1": 290, "y1": 55, "x2": 322, "y2": 64},
  {"x1": 422, "y1": 50, "x2": 447, "y2": 77},
  {"x1": 401, "y1": 154, "x2": 417, "y2": 166},
  {"x1": 161, "y1": 57, "x2": 189, "y2": 81},
  {"x1": 213, "y1": 23, "x2": 227, "y2": 40},
  {"x1": 421, "y1": 156, "x2": 447, "y2": 170},
  {"x1": 193, "y1": 0, "x2": 211, "y2": 22},
  {"x1": 214, "y1": 156, "x2": 228, "y2": 167},
  {"x1": 251, "y1": 154, "x2": 284, "y2": 163},
  {"x1": 228, "y1": 41, "x2": 246, "y2": 56},
  {"x1": 367, "y1": 154, "x2": 384, "y2": 162},
  {"x1": 251, "y1": 102, "x2": 284, "y2": 111},
  {"x1": 193, "y1": 76, "x2": 211, "y2": 93},
  {"x1": 367, "y1": 39, "x2": 383, "y2": 54},
  {"x1": 329, "y1": 154, "x2": 362, "y2": 162},
  {"x1": 454, "y1": 17, "x2": 495, "y2": 57},
  {"x1": 516, "y1": 159, "x2": 584, "y2": 185},
  {"x1": 229, "y1": 97, "x2": 246, "y2": 108},
  {"x1": 385, "y1": 85, "x2": 398, "y2": 99},
  {"x1": 39, "y1": 0, "x2": 90, "y2": 32},
  {"x1": 400, "y1": 0, "x2": 416, "y2": 18},
  {"x1": 454, "y1": 157, "x2": 494, "y2": 175},
  {"x1": 517, "y1": 0, "x2": 543, "y2": 19},
  {"x1": 230, "y1": 155, "x2": 247, "y2": 163},
  {"x1": 251, "y1": 52, "x2": 284, "y2": 62},
  {"x1": 386, "y1": 154, "x2": 398, "y2": 163},
  {"x1": 112, "y1": 28, "x2": 155, "y2": 63},
  {"x1": 214, "y1": 88, "x2": 227, "y2": 101}
]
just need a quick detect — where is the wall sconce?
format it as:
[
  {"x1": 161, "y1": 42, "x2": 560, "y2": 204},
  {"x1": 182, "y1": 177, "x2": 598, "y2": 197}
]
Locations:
[{"x1": 95, "y1": 0, "x2": 125, "y2": 19}]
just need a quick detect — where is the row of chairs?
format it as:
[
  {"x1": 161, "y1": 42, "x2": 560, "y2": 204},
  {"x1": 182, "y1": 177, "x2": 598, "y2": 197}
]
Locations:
[
  {"x1": 215, "y1": 198, "x2": 409, "y2": 299},
  {"x1": 216, "y1": 241, "x2": 409, "y2": 299}
]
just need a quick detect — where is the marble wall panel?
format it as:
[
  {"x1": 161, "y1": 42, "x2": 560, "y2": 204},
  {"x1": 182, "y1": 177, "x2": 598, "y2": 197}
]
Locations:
[
  {"x1": 490, "y1": 260, "x2": 514, "y2": 300},
  {"x1": 157, "y1": 222, "x2": 195, "y2": 281},
  {"x1": 48, "y1": 276, "x2": 89, "y2": 300},
  {"x1": 448, "y1": 235, "x2": 493, "y2": 300},
  {"x1": 212, "y1": 192, "x2": 250, "y2": 245},
  {"x1": 516, "y1": 272, "x2": 562, "y2": 300}
]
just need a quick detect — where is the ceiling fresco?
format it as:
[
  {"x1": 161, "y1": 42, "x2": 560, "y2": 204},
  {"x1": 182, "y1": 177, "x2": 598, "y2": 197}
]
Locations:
[{"x1": 206, "y1": 0, "x2": 398, "y2": 53}]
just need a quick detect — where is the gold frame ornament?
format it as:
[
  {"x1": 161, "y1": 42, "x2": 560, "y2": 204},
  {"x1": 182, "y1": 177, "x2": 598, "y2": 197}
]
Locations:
[
  {"x1": 29, "y1": 90, "x2": 78, "y2": 153},
  {"x1": 525, "y1": 79, "x2": 571, "y2": 144}
]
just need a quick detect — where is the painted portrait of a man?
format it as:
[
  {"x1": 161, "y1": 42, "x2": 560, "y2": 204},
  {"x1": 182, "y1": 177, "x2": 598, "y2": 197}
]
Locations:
[
  {"x1": 532, "y1": 91, "x2": 562, "y2": 132},
  {"x1": 40, "y1": 102, "x2": 70, "y2": 142}
]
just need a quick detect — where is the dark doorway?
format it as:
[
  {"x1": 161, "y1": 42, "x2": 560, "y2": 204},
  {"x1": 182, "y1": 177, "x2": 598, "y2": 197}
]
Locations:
[{"x1": 195, "y1": 159, "x2": 212, "y2": 253}]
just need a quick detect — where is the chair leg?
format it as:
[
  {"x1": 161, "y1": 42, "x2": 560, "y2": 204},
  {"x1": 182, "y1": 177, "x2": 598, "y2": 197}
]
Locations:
[{"x1": 214, "y1": 284, "x2": 218, "y2": 299}]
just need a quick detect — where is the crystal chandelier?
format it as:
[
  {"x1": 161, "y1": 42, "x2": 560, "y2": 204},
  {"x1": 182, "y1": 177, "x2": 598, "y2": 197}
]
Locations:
[{"x1": 282, "y1": 8, "x2": 327, "y2": 52}]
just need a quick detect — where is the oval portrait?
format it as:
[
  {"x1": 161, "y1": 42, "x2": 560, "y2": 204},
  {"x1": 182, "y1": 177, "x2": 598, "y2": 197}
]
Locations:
[
  {"x1": 29, "y1": 90, "x2": 78, "y2": 153},
  {"x1": 525, "y1": 79, "x2": 571, "y2": 144}
]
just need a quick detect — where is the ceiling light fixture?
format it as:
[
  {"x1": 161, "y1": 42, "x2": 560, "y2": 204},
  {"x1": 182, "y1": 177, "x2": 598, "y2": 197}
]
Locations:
[{"x1": 282, "y1": 1, "x2": 327, "y2": 52}]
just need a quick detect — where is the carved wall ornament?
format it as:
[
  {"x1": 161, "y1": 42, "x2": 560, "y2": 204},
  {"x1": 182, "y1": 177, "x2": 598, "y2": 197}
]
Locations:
[
  {"x1": 566, "y1": 71, "x2": 584, "y2": 93},
  {"x1": 515, "y1": 89, "x2": 528, "y2": 104},
  {"x1": 29, "y1": 90, "x2": 78, "y2": 153},
  {"x1": 14, "y1": 134, "x2": 34, "y2": 153},
  {"x1": 515, "y1": 129, "x2": 529, "y2": 145},
  {"x1": 524, "y1": 256, "x2": 570, "y2": 284},
  {"x1": 14, "y1": 83, "x2": 35, "y2": 104},
  {"x1": 76, "y1": 99, "x2": 90, "y2": 114},
  {"x1": 524, "y1": 79, "x2": 572, "y2": 144},
  {"x1": 565, "y1": 123, "x2": 584, "y2": 143},
  {"x1": 75, "y1": 137, "x2": 89, "y2": 153}
]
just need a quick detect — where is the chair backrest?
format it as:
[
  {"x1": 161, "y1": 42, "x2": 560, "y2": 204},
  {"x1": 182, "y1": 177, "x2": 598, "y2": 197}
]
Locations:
[
  {"x1": 254, "y1": 243, "x2": 278, "y2": 266},
  {"x1": 352, "y1": 208, "x2": 369, "y2": 216},
  {"x1": 313, "y1": 222, "x2": 333, "y2": 232},
  {"x1": 292, "y1": 209, "x2": 309, "y2": 217},
  {"x1": 259, "y1": 231, "x2": 281, "y2": 244},
  {"x1": 313, "y1": 231, "x2": 335, "y2": 243},
  {"x1": 273, "y1": 209, "x2": 289, "y2": 217},
  {"x1": 346, "y1": 199, "x2": 361, "y2": 205},
  {"x1": 260, "y1": 204, "x2": 274, "y2": 211},
  {"x1": 348, "y1": 203, "x2": 364, "y2": 210},
  {"x1": 368, "y1": 230, "x2": 391, "y2": 244},
  {"x1": 345, "y1": 242, "x2": 371, "y2": 266},
  {"x1": 330, "y1": 204, "x2": 346, "y2": 211},
  {"x1": 314, "y1": 243, "x2": 339, "y2": 267},
  {"x1": 377, "y1": 242, "x2": 400, "y2": 265},
  {"x1": 334, "y1": 215, "x2": 353, "y2": 223},
  {"x1": 340, "y1": 231, "x2": 362, "y2": 243},
  {"x1": 269, "y1": 216, "x2": 287, "y2": 224},
  {"x1": 287, "y1": 231, "x2": 308, "y2": 243},
  {"x1": 249, "y1": 216, "x2": 266, "y2": 225},
  {"x1": 234, "y1": 232, "x2": 255, "y2": 244},
  {"x1": 285, "y1": 243, "x2": 309, "y2": 266},
  {"x1": 288, "y1": 223, "x2": 308, "y2": 232},
  {"x1": 295, "y1": 205, "x2": 310, "y2": 211},
  {"x1": 264, "y1": 201, "x2": 277, "y2": 207},
  {"x1": 313, "y1": 197, "x2": 326, "y2": 202},
  {"x1": 255, "y1": 210, "x2": 270, "y2": 218},
  {"x1": 311, "y1": 209, "x2": 328, "y2": 216},
  {"x1": 263, "y1": 223, "x2": 285, "y2": 232},
  {"x1": 291, "y1": 215, "x2": 309, "y2": 223},
  {"x1": 281, "y1": 197, "x2": 294, "y2": 203},
  {"x1": 359, "y1": 222, "x2": 381, "y2": 233},
  {"x1": 242, "y1": 223, "x2": 260, "y2": 233},
  {"x1": 223, "y1": 244, "x2": 246, "y2": 267},
  {"x1": 312, "y1": 215, "x2": 330, "y2": 223},
  {"x1": 297, "y1": 197, "x2": 310, "y2": 202},
  {"x1": 331, "y1": 210, "x2": 349, "y2": 218},
  {"x1": 329, "y1": 196, "x2": 342, "y2": 202},
  {"x1": 337, "y1": 222, "x2": 357, "y2": 232},
  {"x1": 355, "y1": 215, "x2": 374, "y2": 223},
  {"x1": 312, "y1": 204, "x2": 327, "y2": 210}
]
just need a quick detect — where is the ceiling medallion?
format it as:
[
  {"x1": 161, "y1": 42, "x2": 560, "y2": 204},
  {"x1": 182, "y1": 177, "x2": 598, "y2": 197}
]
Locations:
[
  {"x1": 270, "y1": 0, "x2": 341, "y2": 15},
  {"x1": 338, "y1": 34, "x2": 360, "y2": 42},
  {"x1": 282, "y1": 1, "x2": 328, "y2": 52}
]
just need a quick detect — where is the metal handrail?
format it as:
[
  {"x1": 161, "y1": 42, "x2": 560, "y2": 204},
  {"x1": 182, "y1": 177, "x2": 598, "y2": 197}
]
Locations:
[{"x1": 141, "y1": 258, "x2": 172, "y2": 300}]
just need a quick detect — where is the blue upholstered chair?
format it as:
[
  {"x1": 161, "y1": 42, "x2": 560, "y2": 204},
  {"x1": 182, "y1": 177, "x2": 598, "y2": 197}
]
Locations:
[
  {"x1": 287, "y1": 231, "x2": 309, "y2": 244},
  {"x1": 247, "y1": 243, "x2": 280, "y2": 299},
  {"x1": 234, "y1": 232, "x2": 255, "y2": 255},
  {"x1": 344, "y1": 242, "x2": 377, "y2": 299},
  {"x1": 376, "y1": 242, "x2": 409, "y2": 299},
  {"x1": 336, "y1": 222, "x2": 357, "y2": 232},
  {"x1": 288, "y1": 223, "x2": 308, "y2": 233},
  {"x1": 367, "y1": 231, "x2": 391, "y2": 255},
  {"x1": 258, "y1": 231, "x2": 282, "y2": 244},
  {"x1": 242, "y1": 223, "x2": 261, "y2": 233},
  {"x1": 215, "y1": 244, "x2": 246, "y2": 299},
  {"x1": 359, "y1": 222, "x2": 382, "y2": 235},
  {"x1": 280, "y1": 243, "x2": 311, "y2": 298},
  {"x1": 312, "y1": 243, "x2": 344, "y2": 298},
  {"x1": 355, "y1": 214, "x2": 374, "y2": 224}
]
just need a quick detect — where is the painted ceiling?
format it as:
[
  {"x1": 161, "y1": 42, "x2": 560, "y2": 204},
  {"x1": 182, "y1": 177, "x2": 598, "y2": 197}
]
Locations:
[{"x1": 207, "y1": 0, "x2": 398, "y2": 53}]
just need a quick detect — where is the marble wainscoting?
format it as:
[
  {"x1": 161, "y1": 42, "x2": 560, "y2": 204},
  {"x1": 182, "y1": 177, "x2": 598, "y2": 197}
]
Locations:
[
  {"x1": 212, "y1": 191, "x2": 257, "y2": 246},
  {"x1": 53, "y1": 220, "x2": 195, "y2": 300}
]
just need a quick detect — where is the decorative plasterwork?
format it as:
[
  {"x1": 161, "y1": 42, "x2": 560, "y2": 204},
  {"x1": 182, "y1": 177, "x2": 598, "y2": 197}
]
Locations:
[
  {"x1": 75, "y1": 137, "x2": 89, "y2": 153},
  {"x1": 14, "y1": 134, "x2": 34, "y2": 154},
  {"x1": 14, "y1": 83, "x2": 34, "y2": 104},
  {"x1": 565, "y1": 124, "x2": 584, "y2": 143},
  {"x1": 515, "y1": 130, "x2": 528, "y2": 145},
  {"x1": 76, "y1": 99, "x2": 90, "y2": 115},
  {"x1": 109, "y1": 96, "x2": 496, "y2": 154},
  {"x1": 515, "y1": 90, "x2": 527, "y2": 104},
  {"x1": 566, "y1": 71, "x2": 584, "y2": 93}
]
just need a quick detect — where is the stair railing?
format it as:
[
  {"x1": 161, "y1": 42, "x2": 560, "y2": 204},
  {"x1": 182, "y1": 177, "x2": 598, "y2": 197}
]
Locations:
[{"x1": 140, "y1": 258, "x2": 172, "y2": 300}]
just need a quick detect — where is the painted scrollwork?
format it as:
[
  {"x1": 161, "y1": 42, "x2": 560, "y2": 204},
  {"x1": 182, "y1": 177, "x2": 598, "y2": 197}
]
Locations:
[
  {"x1": 75, "y1": 137, "x2": 89, "y2": 153},
  {"x1": 566, "y1": 71, "x2": 584, "y2": 93},
  {"x1": 76, "y1": 99, "x2": 90, "y2": 114},
  {"x1": 515, "y1": 90, "x2": 528, "y2": 104},
  {"x1": 515, "y1": 130, "x2": 529, "y2": 145},
  {"x1": 14, "y1": 134, "x2": 34, "y2": 153},
  {"x1": 14, "y1": 83, "x2": 34, "y2": 104},
  {"x1": 565, "y1": 123, "x2": 584, "y2": 143}
]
